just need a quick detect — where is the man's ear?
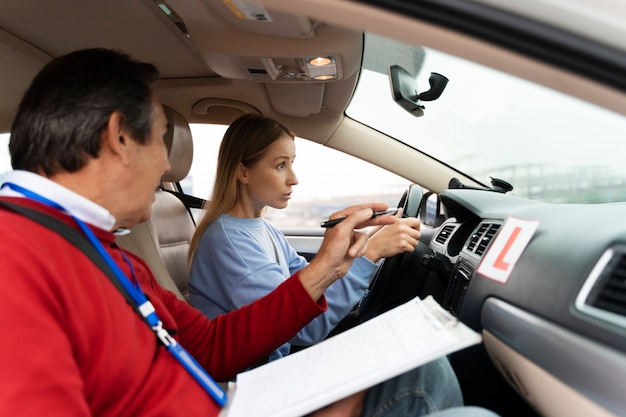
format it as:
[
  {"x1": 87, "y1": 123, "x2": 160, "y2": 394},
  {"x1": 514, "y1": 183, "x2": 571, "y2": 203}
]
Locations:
[
  {"x1": 103, "y1": 111, "x2": 132, "y2": 165},
  {"x1": 236, "y1": 162, "x2": 249, "y2": 184}
]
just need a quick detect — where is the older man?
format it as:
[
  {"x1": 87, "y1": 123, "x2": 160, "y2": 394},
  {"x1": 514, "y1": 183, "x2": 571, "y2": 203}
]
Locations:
[{"x1": 0, "y1": 48, "x2": 498, "y2": 417}]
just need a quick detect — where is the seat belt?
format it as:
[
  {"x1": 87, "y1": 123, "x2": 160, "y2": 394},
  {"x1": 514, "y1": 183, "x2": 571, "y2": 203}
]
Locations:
[
  {"x1": 161, "y1": 189, "x2": 207, "y2": 210},
  {"x1": 160, "y1": 187, "x2": 207, "y2": 227},
  {"x1": 0, "y1": 198, "x2": 228, "y2": 406}
]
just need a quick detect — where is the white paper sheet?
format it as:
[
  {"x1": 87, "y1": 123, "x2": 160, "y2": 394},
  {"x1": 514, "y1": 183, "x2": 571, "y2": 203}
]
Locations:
[{"x1": 220, "y1": 296, "x2": 481, "y2": 417}]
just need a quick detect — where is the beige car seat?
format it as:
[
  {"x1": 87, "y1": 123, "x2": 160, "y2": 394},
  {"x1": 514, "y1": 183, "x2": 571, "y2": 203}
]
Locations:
[{"x1": 117, "y1": 105, "x2": 197, "y2": 302}]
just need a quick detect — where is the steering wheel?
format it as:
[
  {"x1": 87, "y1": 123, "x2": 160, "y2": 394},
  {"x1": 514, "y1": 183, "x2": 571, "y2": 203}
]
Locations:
[{"x1": 355, "y1": 184, "x2": 437, "y2": 323}]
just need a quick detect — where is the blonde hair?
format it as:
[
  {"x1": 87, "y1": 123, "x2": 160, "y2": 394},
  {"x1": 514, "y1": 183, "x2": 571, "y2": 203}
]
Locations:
[{"x1": 188, "y1": 114, "x2": 295, "y2": 262}]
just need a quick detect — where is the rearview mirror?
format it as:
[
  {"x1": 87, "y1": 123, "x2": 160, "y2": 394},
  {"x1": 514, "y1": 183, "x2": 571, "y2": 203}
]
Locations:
[{"x1": 388, "y1": 65, "x2": 448, "y2": 117}]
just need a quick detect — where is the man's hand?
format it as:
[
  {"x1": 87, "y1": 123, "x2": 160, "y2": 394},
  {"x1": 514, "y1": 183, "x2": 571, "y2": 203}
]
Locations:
[{"x1": 299, "y1": 203, "x2": 395, "y2": 301}]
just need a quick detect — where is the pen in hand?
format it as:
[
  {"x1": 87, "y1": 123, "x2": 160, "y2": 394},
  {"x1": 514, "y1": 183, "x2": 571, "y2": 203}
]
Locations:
[{"x1": 320, "y1": 208, "x2": 399, "y2": 228}]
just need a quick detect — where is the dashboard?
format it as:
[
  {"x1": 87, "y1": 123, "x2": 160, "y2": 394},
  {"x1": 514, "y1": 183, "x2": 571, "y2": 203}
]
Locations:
[{"x1": 427, "y1": 188, "x2": 626, "y2": 416}]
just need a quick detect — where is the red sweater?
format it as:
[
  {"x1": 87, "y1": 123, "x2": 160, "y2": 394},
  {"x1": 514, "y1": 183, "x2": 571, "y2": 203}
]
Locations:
[{"x1": 0, "y1": 197, "x2": 327, "y2": 416}]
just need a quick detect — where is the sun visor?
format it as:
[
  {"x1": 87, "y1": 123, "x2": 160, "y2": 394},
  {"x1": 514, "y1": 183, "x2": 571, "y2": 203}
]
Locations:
[{"x1": 265, "y1": 83, "x2": 324, "y2": 117}]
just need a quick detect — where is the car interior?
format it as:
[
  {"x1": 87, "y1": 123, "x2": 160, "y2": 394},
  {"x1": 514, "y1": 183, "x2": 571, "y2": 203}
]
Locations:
[
  {"x1": 117, "y1": 105, "x2": 196, "y2": 303},
  {"x1": 2, "y1": 1, "x2": 626, "y2": 417}
]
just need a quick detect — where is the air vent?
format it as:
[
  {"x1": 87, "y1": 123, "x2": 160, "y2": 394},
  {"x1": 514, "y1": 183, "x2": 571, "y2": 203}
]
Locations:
[
  {"x1": 466, "y1": 222, "x2": 501, "y2": 256},
  {"x1": 435, "y1": 225, "x2": 456, "y2": 245},
  {"x1": 444, "y1": 258, "x2": 474, "y2": 315},
  {"x1": 577, "y1": 246, "x2": 626, "y2": 329},
  {"x1": 593, "y1": 257, "x2": 626, "y2": 316}
]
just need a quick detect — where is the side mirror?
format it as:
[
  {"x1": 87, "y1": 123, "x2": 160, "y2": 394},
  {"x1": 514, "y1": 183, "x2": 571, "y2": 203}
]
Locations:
[
  {"x1": 388, "y1": 65, "x2": 448, "y2": 117},
  {"x1": 420, "y1": 192, "x2": 445, "y2": 227}
]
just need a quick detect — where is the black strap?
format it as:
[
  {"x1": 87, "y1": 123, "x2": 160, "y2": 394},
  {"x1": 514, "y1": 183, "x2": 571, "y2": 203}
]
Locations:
[
  {"x1": 161, "y1": 189, "x2": 206, "y2": 210},
  {"x1": 0, "y1": 200, "x2": 148, "y2": 325},
  {"x1": 160, "y1": 188, "x2": 206, "y2": 228}
]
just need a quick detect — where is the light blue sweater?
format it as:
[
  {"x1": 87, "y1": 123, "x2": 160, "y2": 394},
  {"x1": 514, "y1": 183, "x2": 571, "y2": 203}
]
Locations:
[{"x1": 188, "y1": 214, "x2": 377, "y2": 362}]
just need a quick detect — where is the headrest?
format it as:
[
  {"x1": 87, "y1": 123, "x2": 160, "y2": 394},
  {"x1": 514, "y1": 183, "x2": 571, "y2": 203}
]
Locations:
[{"x1": 161, "y1": 105, "x2": 193, "y2": 183}]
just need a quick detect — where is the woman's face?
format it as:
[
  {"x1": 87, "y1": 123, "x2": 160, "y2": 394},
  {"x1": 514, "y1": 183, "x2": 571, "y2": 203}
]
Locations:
[{"x1": 241, "y1": 134, "x2": 298, "y2": 214}]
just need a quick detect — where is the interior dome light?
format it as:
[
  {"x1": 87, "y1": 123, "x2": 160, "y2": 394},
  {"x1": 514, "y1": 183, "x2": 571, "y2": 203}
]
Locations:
[{"x1": 309, "y1": 57, "x2": 332, "y2": 66}]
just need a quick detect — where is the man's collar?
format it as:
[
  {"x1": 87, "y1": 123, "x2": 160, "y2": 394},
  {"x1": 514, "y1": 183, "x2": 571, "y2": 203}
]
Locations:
[{"x1": 0, "y1": 170, "x2": 116, "y2": 231}]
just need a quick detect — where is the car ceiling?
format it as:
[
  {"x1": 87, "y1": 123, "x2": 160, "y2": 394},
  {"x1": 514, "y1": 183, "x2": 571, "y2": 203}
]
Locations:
[
  {"x1": 0, "y1": 0, "x2": 365, "y2": 142},
  {"x1": 3, "y1": 0, "x2": 626, "y2": 193}
]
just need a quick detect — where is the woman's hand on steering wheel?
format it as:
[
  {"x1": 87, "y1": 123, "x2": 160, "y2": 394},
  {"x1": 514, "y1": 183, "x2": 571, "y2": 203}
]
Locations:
[
  {"x1": 364, "y1": 208, "x2": 421, "y2": 263},
  {"x1": 356, "y1": 185, "x2": 429, "y2": 322}
]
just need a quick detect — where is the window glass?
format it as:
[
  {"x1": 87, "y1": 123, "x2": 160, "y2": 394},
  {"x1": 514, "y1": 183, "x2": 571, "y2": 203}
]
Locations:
[
  {"x1": 347, "y1": 34, "x2": 626, "y2": 203},
  {"x1": 0, "y1": 128, "x2": 409, "y2": 231},
  {"x1": 186, "y1": 124, "x2": 410, "y2": 230}
]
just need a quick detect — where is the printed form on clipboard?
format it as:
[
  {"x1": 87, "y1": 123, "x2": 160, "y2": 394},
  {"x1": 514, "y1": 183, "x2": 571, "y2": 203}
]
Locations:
[{"x1": 219, "y1": 296, "x2": 482, "y2": 417}]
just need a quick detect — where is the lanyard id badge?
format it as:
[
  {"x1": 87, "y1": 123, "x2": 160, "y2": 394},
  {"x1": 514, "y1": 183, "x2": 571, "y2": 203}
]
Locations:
[{"x1": 3, "y1": 182, "x2": 227, "y2": 407}]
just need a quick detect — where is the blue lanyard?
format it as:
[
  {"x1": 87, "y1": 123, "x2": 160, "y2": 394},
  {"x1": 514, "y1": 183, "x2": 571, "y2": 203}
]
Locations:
[{"x1": 3, "y1": 182, "x2": 227, "y2": 407}]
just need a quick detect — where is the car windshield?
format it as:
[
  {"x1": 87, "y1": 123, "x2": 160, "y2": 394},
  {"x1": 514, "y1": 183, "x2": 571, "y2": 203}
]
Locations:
[{"x1": 347, "y1": 34, "x2": 626, "y2": 204}]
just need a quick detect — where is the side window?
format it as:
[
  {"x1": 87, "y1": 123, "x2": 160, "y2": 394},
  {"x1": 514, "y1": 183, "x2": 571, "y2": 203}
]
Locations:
[
  {"x1": 186, "y1": 124, "x2": 410, "y2": 230},
  {"x1": 1, "y1": 128, "x2": 409, "y2": 231},
  {"x1": 184, "y1": 124, "x2": 225, "y2": 204}
]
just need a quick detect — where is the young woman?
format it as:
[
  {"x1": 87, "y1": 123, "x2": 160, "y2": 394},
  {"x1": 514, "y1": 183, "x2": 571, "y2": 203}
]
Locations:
[
  {"x1": 188, "y1": 114, "x2": 422, "y2": 361},
  {"x1": 186, "y1": 114, "x2": 500, "y2": 417}
]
